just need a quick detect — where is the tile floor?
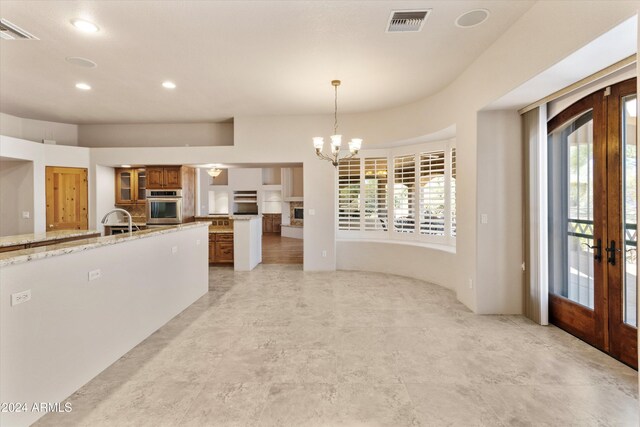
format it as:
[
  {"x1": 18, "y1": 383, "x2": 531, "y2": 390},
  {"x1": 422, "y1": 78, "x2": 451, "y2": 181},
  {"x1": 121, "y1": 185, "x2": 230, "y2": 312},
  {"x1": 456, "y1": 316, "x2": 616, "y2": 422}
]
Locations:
[{"x1": 36, "y1": 265, "x2": 638, "y2": 426}]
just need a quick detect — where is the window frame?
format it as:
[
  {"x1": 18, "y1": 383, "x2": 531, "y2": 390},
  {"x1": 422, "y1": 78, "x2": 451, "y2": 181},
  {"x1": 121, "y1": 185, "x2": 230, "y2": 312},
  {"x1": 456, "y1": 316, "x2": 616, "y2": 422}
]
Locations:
[{"x1": 336, "y1": 139, "x2": 457, "y2": 248}]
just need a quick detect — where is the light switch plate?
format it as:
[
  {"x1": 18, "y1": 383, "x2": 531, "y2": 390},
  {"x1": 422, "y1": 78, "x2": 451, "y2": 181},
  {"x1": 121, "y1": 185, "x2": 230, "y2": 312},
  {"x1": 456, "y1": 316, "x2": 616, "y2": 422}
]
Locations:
[
  {"x1": 21, "y1": 211, "x2": 30, "y2": 219},
  {"x1": 172, "y1": 246, "x2": 178, "y2": 254},
  {"x1": 309, "y1": 209, "x2": 316, "y2": 216},
  {"x1": 480, "y1": 214, "x2": 488, "y2": 224}
]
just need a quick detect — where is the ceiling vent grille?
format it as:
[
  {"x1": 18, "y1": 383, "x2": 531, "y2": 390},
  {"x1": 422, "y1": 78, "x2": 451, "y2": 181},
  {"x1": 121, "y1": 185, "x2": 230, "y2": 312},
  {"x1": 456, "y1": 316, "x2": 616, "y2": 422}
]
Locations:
[
  {"x1": 387, "y1": 10, "x2": 430, "y2": 33},
  {"x1": 0, "y1": 18, "x2": 38, "y2": 40}
]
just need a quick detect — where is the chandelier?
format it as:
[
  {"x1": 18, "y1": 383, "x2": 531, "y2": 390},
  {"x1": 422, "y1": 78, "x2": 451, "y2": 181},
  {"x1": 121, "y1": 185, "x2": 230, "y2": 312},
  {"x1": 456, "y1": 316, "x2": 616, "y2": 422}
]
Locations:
[
  {"x1": 207, "y1": 168, "x2": 222, "y2": 177},
  {"x1": 313, "y1": 80, "x2": 362, "y2": 167}
]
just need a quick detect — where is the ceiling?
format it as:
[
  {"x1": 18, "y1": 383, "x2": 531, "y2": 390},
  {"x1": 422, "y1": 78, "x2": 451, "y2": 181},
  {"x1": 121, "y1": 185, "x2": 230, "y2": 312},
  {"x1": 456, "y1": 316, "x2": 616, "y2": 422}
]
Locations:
[{"x1": 0, "y1": 1, "x2": 534, "y2": 124}]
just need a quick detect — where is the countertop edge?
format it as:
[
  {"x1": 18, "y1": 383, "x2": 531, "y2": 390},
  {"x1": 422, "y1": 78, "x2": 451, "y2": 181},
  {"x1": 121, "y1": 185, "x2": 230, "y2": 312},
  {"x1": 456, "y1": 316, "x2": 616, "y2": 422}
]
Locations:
[
  {"x1": 0, "y1": 229, "x2": 101, "y2": 248},
  {"x1": 0, "y1": 222, "x2": 210, "y2": 268}
]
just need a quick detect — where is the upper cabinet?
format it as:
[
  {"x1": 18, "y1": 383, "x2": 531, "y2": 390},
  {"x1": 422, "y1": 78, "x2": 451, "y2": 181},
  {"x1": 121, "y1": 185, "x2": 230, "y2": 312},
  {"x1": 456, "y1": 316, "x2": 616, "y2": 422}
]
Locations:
[
  {"x1": 282, "y1": 167, "x2": 303, "y2": 201},
  {"x1": 146, "y1": 166, "x2": 183, "y2": 189},
  {"x1": 115, "y1": 168, "x2": 146, "y2": 205}
]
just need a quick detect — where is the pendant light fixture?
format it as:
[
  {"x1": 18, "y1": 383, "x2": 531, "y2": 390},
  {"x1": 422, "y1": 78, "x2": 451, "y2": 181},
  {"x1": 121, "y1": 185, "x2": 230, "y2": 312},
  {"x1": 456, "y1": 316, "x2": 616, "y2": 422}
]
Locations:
[
  {"x1": 207, "y1": 168, "x2": 222, "y2": 178},
  {"x1": 313, "y1": 80, "x2": 362, "y2": 167}
]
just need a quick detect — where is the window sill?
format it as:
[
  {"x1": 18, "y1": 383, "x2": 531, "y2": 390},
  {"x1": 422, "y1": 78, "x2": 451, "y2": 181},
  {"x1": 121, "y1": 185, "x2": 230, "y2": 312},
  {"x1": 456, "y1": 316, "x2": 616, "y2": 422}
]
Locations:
[{"x1": 336, "y1": 237, "x2": 456, "y2": 254}]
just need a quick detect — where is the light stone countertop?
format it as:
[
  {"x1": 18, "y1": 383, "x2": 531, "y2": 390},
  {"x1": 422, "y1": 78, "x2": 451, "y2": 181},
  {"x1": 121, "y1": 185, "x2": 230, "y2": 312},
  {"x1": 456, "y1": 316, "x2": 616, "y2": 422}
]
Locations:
[
  {"x1": 0, "y1": 229, "x2": 101, "y2": 248},
  {"x1": 230, "y1": 215, "x2": 262, "y2": 221},
  {"x1": 0, "y1": 222, "x2": 210, "y2": 267}
]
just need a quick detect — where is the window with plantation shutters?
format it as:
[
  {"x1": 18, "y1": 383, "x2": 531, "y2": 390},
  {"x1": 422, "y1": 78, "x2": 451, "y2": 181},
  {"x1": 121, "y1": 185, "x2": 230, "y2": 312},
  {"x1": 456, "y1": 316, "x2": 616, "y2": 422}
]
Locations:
[
  {"x1": 419, "y1": 150, "x2": 446, "y2": 235},
  {"x1": 338, "y1": 158, "x2": 361, "y2": 230},
  {"x1": 393, "y1": 154, "x2": 416, "y2": 233},
  {"x1": 451, "y1": 148, "x2": 457, "y2": 237},
  {"x1": 336, "y1": 140, "x2": 456, "y2": 248},
  {"x1": 363, "y1": 158, "x2": 388, "y2": 231}
]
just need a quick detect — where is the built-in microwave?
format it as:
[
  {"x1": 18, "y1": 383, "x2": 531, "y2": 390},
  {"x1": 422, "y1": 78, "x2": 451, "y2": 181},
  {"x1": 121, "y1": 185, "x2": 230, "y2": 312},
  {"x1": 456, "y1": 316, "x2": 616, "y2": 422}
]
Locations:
[{"x1": 146, "y1": 189, "x2": 183, "y2": 224}]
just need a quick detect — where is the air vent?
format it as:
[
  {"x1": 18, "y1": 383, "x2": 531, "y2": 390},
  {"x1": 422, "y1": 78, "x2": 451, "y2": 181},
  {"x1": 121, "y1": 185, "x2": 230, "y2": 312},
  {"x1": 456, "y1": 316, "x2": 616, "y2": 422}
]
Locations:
[
  {"x1": 387, "y1": 10, "x2": 430, "y2": 33},
  {"x1": 0, "y1": 18, "x2": 38, "y2": 40}
]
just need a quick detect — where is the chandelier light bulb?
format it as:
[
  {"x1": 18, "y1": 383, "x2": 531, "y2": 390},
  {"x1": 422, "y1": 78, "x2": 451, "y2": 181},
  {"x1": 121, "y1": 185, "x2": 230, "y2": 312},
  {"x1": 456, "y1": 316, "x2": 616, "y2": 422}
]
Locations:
[
  {"x1": 313, "y1": 137, "x2": 325, "y2": 150},
  {"x1": 349, "y1": 138, "x2": 362, "y2": 152},
  {"x1": 330, "y1": 135, "x2": 342, "y2": 147}
]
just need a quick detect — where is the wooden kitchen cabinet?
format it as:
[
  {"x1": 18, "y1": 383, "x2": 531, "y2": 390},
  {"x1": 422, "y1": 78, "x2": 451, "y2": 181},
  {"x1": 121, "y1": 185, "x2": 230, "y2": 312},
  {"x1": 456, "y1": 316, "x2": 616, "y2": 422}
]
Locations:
[
  {"x1": 115, "y1": 168, "x2": 146, "y2": 204},
  {"x1": 146, "y1": 166, "x2": 183, "y2": 189},
  {"x1": 208, "y1": 232, "x2": 234, "y2": 264},
  {"x1": 262, "y1": 214, "x2": 282, "y2": 234}
]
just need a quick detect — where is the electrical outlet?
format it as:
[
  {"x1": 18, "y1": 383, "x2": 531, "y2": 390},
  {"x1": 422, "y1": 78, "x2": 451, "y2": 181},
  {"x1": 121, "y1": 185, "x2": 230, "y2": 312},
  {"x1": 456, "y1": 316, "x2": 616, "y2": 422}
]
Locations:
[
  {"x1": 172, "y1": 246, "x2": 178, "y2": 254},
  {"x1": 88, "y1": 269, "x2": 101, "y2": 281},
  {"x1": 468, "y1": 278, "x2": 473, "y2": 289},
  {"x1": 11, "y1": 290, "x2": 31, "y2": 306},
  {"x1": 322, "y1": 250, "x2": 327, "y2": 257},
  {"x1": 196, "y1": 239, "x2": 201, "y2": 245},
  {"x1": 480, "y1": 214, "x2": 488, "y2": 224},
  {"x1": 21, "y1": 211, "x2": 30, "y2": 219},
  {"x1": 309, "y1": 209, "x2": 316, "y2": 216}
]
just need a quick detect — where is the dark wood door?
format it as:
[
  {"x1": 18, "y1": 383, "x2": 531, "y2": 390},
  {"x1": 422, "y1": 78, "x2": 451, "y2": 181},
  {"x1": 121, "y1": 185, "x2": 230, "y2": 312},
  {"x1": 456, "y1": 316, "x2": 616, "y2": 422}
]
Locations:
[
  {"x1": 164, "y1": 167, "x2": 181, "y2": 188},
  {"x1": 45, "y1": 167, "x2": 88, "y2": 231},
  {"x1": 606, "y1": 79, "x2": 638, "y2": 368},
  {"x1": 146, "y1": 167, "x2": 164, "y2": 189},
  {"x1": 548, "y1": 78, "x2": 637, "y2": 369}
]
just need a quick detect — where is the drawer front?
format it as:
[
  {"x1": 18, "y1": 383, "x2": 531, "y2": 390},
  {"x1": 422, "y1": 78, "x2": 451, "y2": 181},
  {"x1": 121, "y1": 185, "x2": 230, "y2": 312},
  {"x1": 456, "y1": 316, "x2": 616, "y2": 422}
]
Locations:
[{"x1": 216, "y1": 233, "x2": 234, "y2": 242}]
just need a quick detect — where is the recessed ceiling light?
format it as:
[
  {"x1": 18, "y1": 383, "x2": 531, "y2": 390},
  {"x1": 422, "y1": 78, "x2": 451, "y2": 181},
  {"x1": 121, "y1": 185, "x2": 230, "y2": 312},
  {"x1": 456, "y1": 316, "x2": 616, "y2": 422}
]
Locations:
[
  {"x1": 65, "y1": 56, "x2": 97, "y2": 68},
  {"x1": 75, "y1": 82, "x2": 91, "y2": 90},
  {"x1": 455, "y1": 9, "x2": 490, "y2": 28},
  {"x1": 162, "y1": 81, "x2": 176, "y2": 89},
  {"x1": 71, "y1": 19, "x2": 99, "y2": 33}
]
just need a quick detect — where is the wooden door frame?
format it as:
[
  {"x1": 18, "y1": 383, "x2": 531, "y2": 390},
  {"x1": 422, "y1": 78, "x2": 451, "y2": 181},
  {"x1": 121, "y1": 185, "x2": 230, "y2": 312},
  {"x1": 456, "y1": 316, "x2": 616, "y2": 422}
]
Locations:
[{"x1": 606, "y1": 78, "x2": 638, "y2": 368}]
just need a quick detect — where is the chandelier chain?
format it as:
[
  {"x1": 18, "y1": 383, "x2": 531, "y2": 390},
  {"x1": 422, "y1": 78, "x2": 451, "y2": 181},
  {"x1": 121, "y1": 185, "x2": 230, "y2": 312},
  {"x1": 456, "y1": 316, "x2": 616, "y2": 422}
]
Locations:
[{"x1": 334, "y1": 83, "x2": 338, "y2": 135}]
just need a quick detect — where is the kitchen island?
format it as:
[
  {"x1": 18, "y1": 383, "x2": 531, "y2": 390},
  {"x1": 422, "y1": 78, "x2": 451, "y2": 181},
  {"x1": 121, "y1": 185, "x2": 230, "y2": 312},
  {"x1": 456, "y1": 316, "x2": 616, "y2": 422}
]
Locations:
[
  {"x1": 0, "y1": 222, "x2": 209, "y2": 427},
  {"x1": 232, "y1": 215, "x2": 262, "y2": 271}
]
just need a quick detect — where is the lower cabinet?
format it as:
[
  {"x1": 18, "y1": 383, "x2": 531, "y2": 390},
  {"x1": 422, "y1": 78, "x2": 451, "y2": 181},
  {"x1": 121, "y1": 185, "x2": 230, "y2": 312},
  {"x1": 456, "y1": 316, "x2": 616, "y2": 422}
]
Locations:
[
  {"x1": 208, "y1": 232, "x2": 234, "y2": 264},
  {"x1": 262, "y1": 214, "x2": 282, "y2": 234}
]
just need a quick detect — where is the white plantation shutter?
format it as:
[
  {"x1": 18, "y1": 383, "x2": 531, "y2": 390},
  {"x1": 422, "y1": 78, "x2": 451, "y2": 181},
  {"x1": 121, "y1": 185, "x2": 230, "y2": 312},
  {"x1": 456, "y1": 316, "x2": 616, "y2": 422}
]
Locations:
[
  {"x1": 419, "y1": 151, "x2": 446, "y2": 235},
  {"x1": 363, "y1": 158, "x2": 388, "y2": 231},
  {"x1": 451, "y1": 148, "x2": 457, "y2": 237},
  {"x1": 393, "y1": 154, "x2": 416, "y2": 233},
  {"x1": 338, "y1": 158, "x2": 361, "y2": 231}
]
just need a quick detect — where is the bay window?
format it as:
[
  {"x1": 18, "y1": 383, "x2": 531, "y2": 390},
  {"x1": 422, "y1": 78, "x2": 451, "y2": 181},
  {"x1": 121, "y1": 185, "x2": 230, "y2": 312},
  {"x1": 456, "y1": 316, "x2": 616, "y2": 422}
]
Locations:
[{"x1": 337, "y1": 140, "x2": 456, "y2": 248}]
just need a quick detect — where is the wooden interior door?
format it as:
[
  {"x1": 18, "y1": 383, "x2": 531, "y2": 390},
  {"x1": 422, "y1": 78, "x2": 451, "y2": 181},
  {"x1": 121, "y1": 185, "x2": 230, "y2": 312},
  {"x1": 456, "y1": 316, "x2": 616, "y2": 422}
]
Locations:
[
  {"x1": 606, "y1": 79, "x2": 638, "y2": 368},
  {"x1": 548, "y1": 78, "x2": 637, "y2": 369},
  {"x1": 45, "y1": 167, "x2": 88, "y2": 231}
]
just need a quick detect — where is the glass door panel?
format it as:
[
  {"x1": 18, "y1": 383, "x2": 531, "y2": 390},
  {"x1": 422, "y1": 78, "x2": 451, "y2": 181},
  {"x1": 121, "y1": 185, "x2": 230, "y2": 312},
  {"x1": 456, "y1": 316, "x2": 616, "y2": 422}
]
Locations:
[
  {"x1": 548, "y1": 110, "x2": 595, "y2": 308},
  {"x1": 622, "y1": 94, "x2": 637, "y2": 327}
]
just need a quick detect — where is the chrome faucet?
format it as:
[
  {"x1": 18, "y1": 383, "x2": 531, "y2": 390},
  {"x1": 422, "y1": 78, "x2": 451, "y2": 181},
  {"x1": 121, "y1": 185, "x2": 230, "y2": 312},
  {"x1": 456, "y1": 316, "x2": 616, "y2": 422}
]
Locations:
[{"x1": 101, "y1": 208, "x2": 133, "y2": 234}]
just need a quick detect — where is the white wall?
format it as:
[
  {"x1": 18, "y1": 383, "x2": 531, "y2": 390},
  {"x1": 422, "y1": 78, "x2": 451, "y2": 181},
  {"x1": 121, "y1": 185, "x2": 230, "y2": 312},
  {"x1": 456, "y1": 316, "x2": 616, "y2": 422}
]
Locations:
[
  {"x1": 78, "y1": 122, "x2": 233, "y2": 147},
  {"x1": 0, "y1": 160, "x2": 34, "y2": 236},
  {"x1": 0, "y1": 225, "x2": 208, "y2": 427},
  {"x1": 0, "y1": 136, "x2": 90, "y2": 233},
  {"x1": 94, "y1": 165, "x2": 115, "y2": 234},
  {"x1": 476, "y1": 110, "x2": 524, "y2": 314},
  {"x1": 0, "y1": 112, "x2": 78, "y2": 146},
  {"x1": 337, "y1": 242, "x2": 456, "y2": 291}
]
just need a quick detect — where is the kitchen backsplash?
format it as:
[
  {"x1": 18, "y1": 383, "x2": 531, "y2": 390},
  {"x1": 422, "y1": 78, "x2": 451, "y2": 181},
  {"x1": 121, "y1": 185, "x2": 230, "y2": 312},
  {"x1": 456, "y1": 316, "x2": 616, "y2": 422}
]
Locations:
[
  {"x1": 115, "y1": 204, "x2": 146, "y2": 222},
  {"x1": 290, "y1": 201, "x2": 303, "y2": 227}
]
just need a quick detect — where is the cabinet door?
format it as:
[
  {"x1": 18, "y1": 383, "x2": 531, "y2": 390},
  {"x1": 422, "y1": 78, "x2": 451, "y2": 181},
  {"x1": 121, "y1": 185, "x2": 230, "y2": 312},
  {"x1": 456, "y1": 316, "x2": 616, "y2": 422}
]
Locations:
[
  {"x1": 115, "y1": 169, "x2": 135, "y2": 204},
  {"x1": 136, "y1": 169, "x2": 147, "y2": 202},
  {"x1": 146, "y1": 167, "x2": 165, "y2": 189},
  {"x1": 273, "y1": 214, "x2": 282, "y2": 233},
  {"x1": 208, "y1": 241, "x2": 216, "y2": 263},
  {"x1": 164, "y1": 167, "x2": 182, "y2": 188},
  {"x1": 215, "y1": 241, "x2": 234, "y2": 263}
]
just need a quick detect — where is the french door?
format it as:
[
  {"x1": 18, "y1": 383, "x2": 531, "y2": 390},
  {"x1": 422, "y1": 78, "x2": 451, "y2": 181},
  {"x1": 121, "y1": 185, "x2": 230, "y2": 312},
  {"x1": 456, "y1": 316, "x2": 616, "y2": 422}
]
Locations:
[{"x1": 548, "y1": 78, "x2": 638, "y2": 369}]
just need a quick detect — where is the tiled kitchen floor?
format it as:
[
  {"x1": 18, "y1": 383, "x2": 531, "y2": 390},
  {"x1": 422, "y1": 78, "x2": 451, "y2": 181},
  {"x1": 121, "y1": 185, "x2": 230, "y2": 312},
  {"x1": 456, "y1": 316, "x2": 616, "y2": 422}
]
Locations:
[{"x1": 37, "y1": 265, "x2": 638, "y2": 426}]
